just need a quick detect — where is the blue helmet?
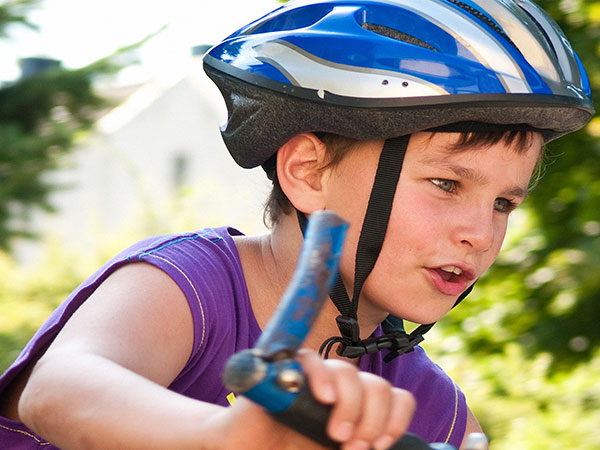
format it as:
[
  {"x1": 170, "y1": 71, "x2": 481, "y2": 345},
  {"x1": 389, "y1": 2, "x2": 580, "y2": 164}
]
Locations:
[{"x1": 204, "y1": 0, "x2": 594, "y2": 169}]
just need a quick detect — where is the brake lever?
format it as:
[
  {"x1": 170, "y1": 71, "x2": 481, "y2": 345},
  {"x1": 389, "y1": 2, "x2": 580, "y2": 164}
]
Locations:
[{"x1": 223, "y1": 210, "x2": 460, "y2": 449}]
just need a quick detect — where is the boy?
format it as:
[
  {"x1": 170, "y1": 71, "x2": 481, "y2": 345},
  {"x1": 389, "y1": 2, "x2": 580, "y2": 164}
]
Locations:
[{"x1": 0, "y1": 0, "x2": 593, "y2": 449}]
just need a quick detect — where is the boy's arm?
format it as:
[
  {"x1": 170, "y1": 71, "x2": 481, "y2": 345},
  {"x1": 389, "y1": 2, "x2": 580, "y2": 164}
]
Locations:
[
  {"x1": 18, "y1": 262, "x2": 214, "y2": 449},
  {"x1": 19, "y1": 262, "x2": 316, "y2": 449},
  {"x1": 18, "y1": 263, "x2": 415, "y2": 450}
]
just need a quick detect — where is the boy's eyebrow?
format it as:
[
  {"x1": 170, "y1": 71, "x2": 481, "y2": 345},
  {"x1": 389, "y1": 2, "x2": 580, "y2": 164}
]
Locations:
[
  {"x1": 504, "y1": 185, "x2": 529, "y2": 200},
  {"x1": 420, "y1": 156, "x2": 529, "y2": 199}
]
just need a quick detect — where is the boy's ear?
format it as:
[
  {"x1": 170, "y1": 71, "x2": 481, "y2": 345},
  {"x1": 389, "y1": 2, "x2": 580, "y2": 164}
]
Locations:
[{"x1": 276, "y1": 133, "x2": 329, "y2": 214}]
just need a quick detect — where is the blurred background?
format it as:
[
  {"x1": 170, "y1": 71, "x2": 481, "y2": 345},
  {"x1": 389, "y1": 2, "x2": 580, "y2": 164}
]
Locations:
[{"x1": 0, "y1": 0, "x2": 599, "y2": 448}]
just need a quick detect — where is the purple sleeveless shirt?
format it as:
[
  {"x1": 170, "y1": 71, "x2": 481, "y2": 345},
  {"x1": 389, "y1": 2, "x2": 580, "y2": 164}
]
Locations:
[{"x1": 0, "y1": 227, "x2": 466, "y2": 449}]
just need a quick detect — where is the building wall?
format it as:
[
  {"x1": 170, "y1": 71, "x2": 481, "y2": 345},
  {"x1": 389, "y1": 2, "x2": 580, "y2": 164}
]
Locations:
[{"x1": 16, "y1": 60, "x2": 271, "y2": 262}]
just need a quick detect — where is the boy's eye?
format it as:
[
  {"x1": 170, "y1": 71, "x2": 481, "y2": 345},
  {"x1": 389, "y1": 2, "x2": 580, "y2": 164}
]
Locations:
[
  {"x1": 494, "y1": 197, "x2": 517, "y2": 213},
  {"x1": 430, "y1": 178, "x2": 456, "y2": 193}
]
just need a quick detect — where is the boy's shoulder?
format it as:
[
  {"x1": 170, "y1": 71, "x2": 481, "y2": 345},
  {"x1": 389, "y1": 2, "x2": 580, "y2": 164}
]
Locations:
[
  {"x1": 129, "y1": 227, "x2": 246, "y2": 299},
  {"x1": 122, "y1": 226, "x2": 243, "y2": 262},
  {"x1": 0, "y1": 226, "x2": 247, "y2": 395}
]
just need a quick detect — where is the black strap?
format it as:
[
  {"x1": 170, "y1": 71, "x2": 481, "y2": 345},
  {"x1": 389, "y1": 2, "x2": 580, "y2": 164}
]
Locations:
[
  {"x1": 329, "y1": 136, "x2": 409, "y2": 320},
  {"x1": 296, "y1": 209, "x2": 308, "y2": 236},
  {"x1": 319, "y1": 318, "x2": 430, "y2": 361},
  {"x1": 351, "y1": 135, "x2": 409, "y2": 311},
  {"x1": 454, "y1": 282, "x2": 475, "y2": 307},
  {"x1": 381, "y1": 320, "x2": 433, "y2": 363},
  {"x1": 323, "y1": 136, "x2": 410, "y2": 358},
  {"x1": 379, "y1": 282, "x2": 476, "y2": 362}
]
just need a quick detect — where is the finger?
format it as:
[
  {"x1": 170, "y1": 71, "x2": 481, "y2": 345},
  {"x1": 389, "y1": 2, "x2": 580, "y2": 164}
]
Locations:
[
  {"x1": 298, "y1": 350, "x2": 366, "y2": 444},
  {"x1": 323, "y1": 360, "x2": 364, "y2": 444},
  {"x1": 342, "y1": 372, "x2": 392, "y2": 450},
  {"x1": 296, "y1": 349, "x2": 336, "y2": 404},
  {"x1": 372, "y1": 388, "x2": 416, "y2": 450}
]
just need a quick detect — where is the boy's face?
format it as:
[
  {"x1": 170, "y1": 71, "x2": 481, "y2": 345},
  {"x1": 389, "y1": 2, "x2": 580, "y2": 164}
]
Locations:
[{"x1": 324, "y1": 131, "x2": 543, "y2": 326}]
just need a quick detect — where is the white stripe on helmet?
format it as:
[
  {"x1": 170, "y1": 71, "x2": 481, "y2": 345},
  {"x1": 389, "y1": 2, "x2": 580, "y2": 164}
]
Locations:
[
  {"x1": 468, "y1": 0, "x2": 561, "y2": 84},
  {"x1": 515, "y1": 0, "x2": 581, "y2": 86},
  {"x1": 252, "y1": 39, "x2": 448, "y2": 98}
]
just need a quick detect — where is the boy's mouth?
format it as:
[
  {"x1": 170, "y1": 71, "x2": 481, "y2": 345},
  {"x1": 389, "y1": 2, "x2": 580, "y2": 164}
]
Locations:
[
  {"x1": 428, "y1": 265, "x2": 475, "y2": 296},
  {"x1": 438, "y1": 265, "x2": 463, "y2": 281}
]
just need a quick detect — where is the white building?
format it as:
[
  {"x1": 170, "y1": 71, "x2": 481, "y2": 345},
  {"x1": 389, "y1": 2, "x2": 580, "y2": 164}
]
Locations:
[{"x1": 16, "y1": 55, "x2": 271, "y2": 262}]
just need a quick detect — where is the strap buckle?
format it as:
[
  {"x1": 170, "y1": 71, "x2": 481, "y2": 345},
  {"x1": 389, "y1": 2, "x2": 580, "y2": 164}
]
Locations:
[
  {"x1": 330, "y1": 315, "x2": 424, "y2": 360},
  {"x1": 335, "y1": 330, "x2": 424, "y2": 360}
]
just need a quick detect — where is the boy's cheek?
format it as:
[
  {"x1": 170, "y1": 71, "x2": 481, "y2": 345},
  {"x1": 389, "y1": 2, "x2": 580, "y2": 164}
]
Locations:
[
  {"x1": 482, "y1": 245, "x2": 503, "y2": 273},
  {"x1": 491, "y1": 224, "x2": 509, "y2": 255}
]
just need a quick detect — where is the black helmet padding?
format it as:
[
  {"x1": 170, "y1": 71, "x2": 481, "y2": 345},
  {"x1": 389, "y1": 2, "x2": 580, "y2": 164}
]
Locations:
[{"x1": 205, "y1": 64, "x2": 594, "y2": 169}]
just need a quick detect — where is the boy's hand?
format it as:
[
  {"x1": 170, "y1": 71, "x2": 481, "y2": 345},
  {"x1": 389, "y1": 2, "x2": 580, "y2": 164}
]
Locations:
[
  {"x1": 209, "y1": 349, "x2": 415, "y2": 450},
  {"x1": 300, "y1": 350, "x2": 415, "y2": 450}
]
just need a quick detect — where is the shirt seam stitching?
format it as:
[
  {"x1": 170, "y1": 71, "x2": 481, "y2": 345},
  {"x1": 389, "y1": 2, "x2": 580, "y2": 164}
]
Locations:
[
  {"x1": 0, "y1": 422, "x2": 51, "y2": 445},
  {"x1": 444, "y1": 381, "x2": 460, "y2": 444},
  {"x1": 142, "y1": 254, "x2": 206, "y2": 351},
  {"x1": 131, "y1": 229, "x2": 224, "y2": 261}
]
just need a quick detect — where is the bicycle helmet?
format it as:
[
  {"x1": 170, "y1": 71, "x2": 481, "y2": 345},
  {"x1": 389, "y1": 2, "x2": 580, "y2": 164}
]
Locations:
[{"x1": 203, "y1": 0, "x2": 594, "y2": 360}]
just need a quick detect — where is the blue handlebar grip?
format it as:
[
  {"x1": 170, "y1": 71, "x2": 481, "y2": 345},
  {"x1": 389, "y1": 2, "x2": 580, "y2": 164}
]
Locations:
[
  {"x1": 223, "y1": 210, "x2": 347, "y2": 402},
  {"x1": 254, "y1": 210, "x2": 347, "y2": 359}
]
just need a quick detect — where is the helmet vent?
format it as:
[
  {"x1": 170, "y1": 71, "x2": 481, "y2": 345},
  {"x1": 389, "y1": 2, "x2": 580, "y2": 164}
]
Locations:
[
  {"x1": 361, "y1": 23, "x2": 438, "y2": 52},
  {"x1": 445, "y1": 0, "x2": 517, "y2": 49}
]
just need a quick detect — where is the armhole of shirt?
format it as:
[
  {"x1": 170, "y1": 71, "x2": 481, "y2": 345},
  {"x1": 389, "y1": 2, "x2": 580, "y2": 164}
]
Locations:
[
  {"x1": 132, "y1": 228, "x2": 244, "y2": 368},
  {"x1": 444, "y1": 379, "x2": 467, "y2": 446},
  {"x1": 136, "y1": 251, "x2": 206, "y2": 365}
]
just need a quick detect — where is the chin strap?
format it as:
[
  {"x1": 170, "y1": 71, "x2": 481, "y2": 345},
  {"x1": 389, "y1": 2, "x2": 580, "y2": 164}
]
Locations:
[
  {"x1": 320, "y1": 136, "x2": 414, "y2": 361},
  {"x1": 319, "y1": 316, "x2": 429, "y2": 361},
  {"x1": 318, "y1": 284, "x2": 475, "y2": 361}
]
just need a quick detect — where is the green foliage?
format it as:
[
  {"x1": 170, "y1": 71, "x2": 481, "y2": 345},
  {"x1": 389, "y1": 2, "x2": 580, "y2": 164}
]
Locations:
[
  {"x1": 428, "y1": 339, "x2": 600, "y2": 449},
  {"x1": 0, "y1": 67, "x2": 109, "y2": 243},
  {"x1": 0, "y1": 1, "x2": 151, "y2": 249},
  {"x1": 0, "y1": 0, "x2": 40, "y2": 37}
]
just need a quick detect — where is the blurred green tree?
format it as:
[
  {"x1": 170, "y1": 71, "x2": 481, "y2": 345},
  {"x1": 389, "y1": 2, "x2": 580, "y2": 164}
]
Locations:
[{"x1": 0, "y1": 0, "x2": 144, "y2": 249}]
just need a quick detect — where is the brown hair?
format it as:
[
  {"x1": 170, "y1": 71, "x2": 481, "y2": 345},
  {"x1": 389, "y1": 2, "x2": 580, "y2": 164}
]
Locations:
[
  {"x1": 263, "y1": 130, "x2": 543, "y2": 228},
  {"x1": 448, "y1": 129, "x2": 546, "y2": 188}
]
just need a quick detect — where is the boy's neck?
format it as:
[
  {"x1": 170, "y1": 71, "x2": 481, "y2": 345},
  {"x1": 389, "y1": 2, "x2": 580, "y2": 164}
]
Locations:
[
  {"x1": 233, "y1": 213, "x2": 304, "y2": 334},
  {"x1": 235, "y1": 212, "x2": 382, "y2": 360}
]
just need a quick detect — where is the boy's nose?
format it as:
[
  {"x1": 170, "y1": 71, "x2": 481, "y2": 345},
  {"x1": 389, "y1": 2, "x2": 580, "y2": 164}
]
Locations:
[{"x1": 455, "y1": 208, "x2": 495, "y2": 254}]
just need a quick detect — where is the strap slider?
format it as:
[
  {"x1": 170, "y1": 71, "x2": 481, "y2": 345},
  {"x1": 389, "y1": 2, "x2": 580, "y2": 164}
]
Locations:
[
  {"x1": 335, "y1": 315, "x2": 361, "y2": 344},
  {"x1": 383, "y1": 332, "x2": 425, "y2": 362}
]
